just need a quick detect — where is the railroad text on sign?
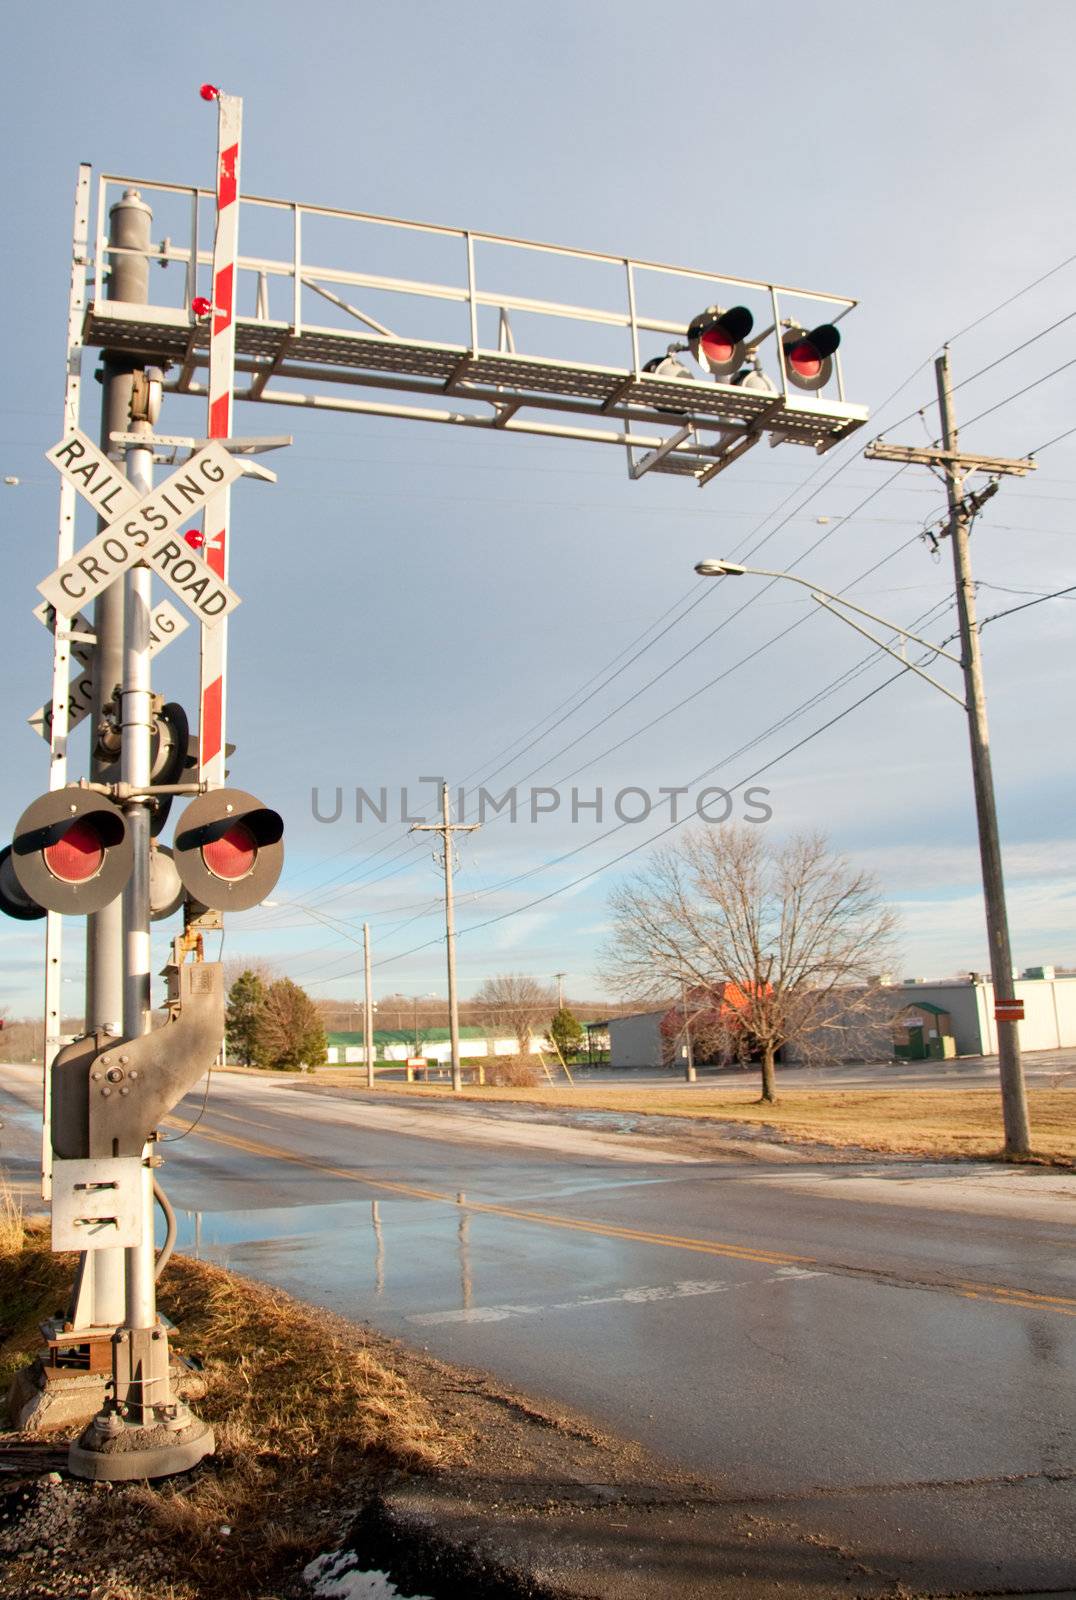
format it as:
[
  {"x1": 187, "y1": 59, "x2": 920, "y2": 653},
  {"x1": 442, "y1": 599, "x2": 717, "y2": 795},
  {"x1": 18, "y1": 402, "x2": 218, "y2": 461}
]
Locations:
[{"x1": 45, "y1": 430, "x2": 143, "y2": 522}]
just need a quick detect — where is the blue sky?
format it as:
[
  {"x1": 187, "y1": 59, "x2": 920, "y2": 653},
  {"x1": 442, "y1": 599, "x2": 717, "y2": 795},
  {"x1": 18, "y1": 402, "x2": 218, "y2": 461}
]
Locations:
[{"x1": 2, "y1": 1, "x2": 1075, "y2": 1014}]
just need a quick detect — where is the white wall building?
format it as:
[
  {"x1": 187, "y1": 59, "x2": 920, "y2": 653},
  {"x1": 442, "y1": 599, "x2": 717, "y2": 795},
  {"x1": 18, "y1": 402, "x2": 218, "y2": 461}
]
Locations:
[
  {"x1": 599, "y1": 971, "x2": 1076, "y2": 1070},
  {"x1": 898, "y1": 971, "x2": 1076, "y2": 1055}
]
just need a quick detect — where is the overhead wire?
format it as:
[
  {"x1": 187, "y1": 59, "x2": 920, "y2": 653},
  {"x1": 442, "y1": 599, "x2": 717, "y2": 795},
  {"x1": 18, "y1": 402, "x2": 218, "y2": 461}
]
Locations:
[
  {"x1": 282, "y1": 248, "x2": 1076, "y2": 963},
  {"x1": 293, "y1": 588, "x2": 957, "y2": 987}
]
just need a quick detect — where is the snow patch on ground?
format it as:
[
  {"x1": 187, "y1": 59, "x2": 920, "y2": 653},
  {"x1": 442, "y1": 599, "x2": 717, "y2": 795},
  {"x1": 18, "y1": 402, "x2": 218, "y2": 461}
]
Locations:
[{"x1": 303, "y1": 1547, "x2": 432, "y2": 1599}]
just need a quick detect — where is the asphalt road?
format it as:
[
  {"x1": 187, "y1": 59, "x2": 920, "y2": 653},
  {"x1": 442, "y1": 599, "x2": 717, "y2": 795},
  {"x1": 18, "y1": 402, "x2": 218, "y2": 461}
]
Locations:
[{"x1": 2, "y1": 1065, "x2": 1073, "y2": 1596}]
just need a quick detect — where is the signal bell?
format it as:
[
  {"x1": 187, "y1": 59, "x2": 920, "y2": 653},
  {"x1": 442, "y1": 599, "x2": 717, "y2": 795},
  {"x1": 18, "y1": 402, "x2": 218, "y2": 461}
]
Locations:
[
  {"x1": 172, "y1": 787, "x2": 284, "y2": 911},
  {"x1": 687, "y1": 305, "x2": 754, "y2": 379},
  {"x1": 782, "y1": 323, "x2": 841, "y2": 392},
  {"x1": 8, "y1": 788, "x2": 132, "y2": 916}
]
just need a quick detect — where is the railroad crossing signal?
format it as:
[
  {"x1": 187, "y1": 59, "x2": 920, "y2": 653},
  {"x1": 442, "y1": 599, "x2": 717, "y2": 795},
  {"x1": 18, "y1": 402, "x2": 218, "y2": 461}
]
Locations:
[
  {"x1": 171, "y1": 787, "x2": 284, "y2": 911},
  {"x1": 8, "y1": 788, "x2": 132, "y2": 916},
  {"x1": 0, "y1": 845, "x2": 45, "y2": 921},
  {"x1": 687, "y1": 305, "x2": 754, "y2": 378},
  {"x1": 782, "y1": 323, "x2": 841, "y2": 392}
]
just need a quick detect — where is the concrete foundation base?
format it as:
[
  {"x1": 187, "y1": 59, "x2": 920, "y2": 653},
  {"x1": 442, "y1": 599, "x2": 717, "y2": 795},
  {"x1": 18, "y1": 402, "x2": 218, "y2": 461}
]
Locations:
[
  {"x1": 7, "y1": 1357, "x2": 207, "y2": 1435},
  {"x1": 69, "y1": 1415, "x2": 215, "y2": 1481}
]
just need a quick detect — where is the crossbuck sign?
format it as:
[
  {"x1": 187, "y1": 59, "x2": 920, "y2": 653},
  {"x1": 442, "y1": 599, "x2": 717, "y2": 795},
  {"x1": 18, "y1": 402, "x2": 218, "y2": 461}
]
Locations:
[
  {"x1": 39, "y1": 429, "x2": 243, "y2": 624},
  {"x1": 28, "y1": 599, "x2": 190, "y2": 740}
]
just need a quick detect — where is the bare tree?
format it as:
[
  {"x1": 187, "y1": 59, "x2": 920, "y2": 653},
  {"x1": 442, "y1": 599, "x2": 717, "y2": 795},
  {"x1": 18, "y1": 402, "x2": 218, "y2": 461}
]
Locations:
[
  {"x1": 601, "y1": 824, "x2": 899, "y2": 1102},
  {"x1": 472, "y1": 973, "x2": 555, "y2": 1053}
]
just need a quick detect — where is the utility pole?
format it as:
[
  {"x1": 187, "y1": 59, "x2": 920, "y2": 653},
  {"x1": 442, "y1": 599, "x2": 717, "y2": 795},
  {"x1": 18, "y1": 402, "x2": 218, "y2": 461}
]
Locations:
[
  {"x1": 363, "y1": 921, "x2": 375, "y2": 1089},
  {"x1": 865, "y1": 348, "x2": 1033, "y2": 1156},
  {"x1": 679, "y1": 975, "x2": 696, "y2": 1084},
  {"x1": 411, "y1": 785, "x2": 480, "y2": 1092},
  {"x1": 553, "y1": 972, "x2": 567, "y2": 1010}
]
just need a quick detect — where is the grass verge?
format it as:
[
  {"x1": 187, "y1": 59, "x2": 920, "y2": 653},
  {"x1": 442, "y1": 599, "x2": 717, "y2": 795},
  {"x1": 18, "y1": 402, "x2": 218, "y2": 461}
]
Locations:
[
  {"x1": 303, "y1": 1075, "x2": 1076, "y2": 1163},
  {"x1": 0, "y1": 1230, "x2": 451, "y2": 1599}
]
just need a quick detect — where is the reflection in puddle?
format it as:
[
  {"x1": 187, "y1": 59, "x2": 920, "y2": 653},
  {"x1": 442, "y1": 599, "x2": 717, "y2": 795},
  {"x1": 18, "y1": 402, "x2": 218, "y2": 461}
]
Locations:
[
  {"x1": 372, "y1": 1200, "x2": 385, "y2": 1296},
  {"x1": 178, "y1": 1189, "x2": 482, "y2": 1322}
]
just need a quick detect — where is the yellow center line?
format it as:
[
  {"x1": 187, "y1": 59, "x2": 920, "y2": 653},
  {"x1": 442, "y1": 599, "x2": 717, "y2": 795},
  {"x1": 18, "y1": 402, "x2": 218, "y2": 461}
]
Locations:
[{"x1": 164, "y1": 1115, "x2": 1076, "y2": 1318}]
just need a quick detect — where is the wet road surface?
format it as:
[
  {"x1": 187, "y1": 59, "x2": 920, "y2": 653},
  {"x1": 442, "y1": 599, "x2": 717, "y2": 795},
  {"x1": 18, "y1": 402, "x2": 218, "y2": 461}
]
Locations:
[{"x1": 2, "y1": 1065, "x2": 1073, "y2": 1594}]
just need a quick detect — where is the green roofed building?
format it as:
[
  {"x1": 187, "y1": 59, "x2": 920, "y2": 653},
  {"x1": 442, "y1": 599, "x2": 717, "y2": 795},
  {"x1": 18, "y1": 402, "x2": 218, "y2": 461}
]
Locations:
[{"x1": 324, "y1": 1027, "x2": 543, "y2": 1064}]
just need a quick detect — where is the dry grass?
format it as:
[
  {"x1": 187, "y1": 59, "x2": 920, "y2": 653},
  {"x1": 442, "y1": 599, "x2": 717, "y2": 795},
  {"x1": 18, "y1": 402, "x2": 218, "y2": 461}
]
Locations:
[
  {"x1": 0, "y1": 1237, "x2": 452, "y2": 1598},
  {"x1": 308, "y1": 1076, "x2": 1076, "y2": 1163},
  {"x1": 122, "y1": 1253, "x2": 449, "y2": 1591},
  {"x1": 0, "y1": 1174, "x2": 24, "y2": 1257},
  {"x1": 483, "y1": 1053, "x2": 544, "y2": 1087}
]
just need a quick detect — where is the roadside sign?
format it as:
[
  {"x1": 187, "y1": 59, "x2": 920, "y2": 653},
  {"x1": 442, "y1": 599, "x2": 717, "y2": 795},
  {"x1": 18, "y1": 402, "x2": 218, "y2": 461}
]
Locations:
[
  {"x1": 32, "y1": 602, "x2": 96, "y2": 669},
  {"x1": 45, "y1": 430, "x2": 143, "y2": 523},
  {"x1": 38, "y1": 441, "x2": 243, "y2": 624},
  {"x1": 34, "y1": 598, "x2": 188, "y2": 661},
  {"x1": 994, "y1": 999, "x2": 1025, "y2": 1022},
  {"x1": 28, "y1": 669, "x2": 96, "y2": 743},
  {"x1": 28, "y1": 600, "x2": 190, "y2": 741}
]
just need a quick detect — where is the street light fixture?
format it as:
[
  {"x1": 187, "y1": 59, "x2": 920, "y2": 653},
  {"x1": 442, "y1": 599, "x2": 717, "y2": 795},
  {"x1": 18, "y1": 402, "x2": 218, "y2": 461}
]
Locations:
[{"x1": 695, "y1": 557, "x2": 1030, "y2": 1150}]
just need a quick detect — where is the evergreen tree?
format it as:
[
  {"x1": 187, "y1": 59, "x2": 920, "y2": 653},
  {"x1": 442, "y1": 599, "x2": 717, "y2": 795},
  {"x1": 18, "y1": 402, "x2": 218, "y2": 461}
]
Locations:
[
  {"x1": 549, "y1": 1005, "x2": 585, "y2": 1062},
  {"x1": 226, "y1": 970, "x2": 268, "y2": 1067},
  {"x1": 255, "y1": 978, "x2": 327, "y2": 1071}
]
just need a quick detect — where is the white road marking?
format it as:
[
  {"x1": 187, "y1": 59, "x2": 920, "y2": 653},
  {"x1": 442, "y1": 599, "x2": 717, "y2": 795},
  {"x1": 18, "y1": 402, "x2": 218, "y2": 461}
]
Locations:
[{"x1": 407, "y1": 1266, "x2": 826, "y2": 1326}]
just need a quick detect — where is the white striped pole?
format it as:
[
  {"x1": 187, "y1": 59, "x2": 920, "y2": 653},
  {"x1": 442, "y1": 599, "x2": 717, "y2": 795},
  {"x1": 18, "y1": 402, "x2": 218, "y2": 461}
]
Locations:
[{"x1": 197, "y1": 84, "x2": 242, "y2": 786}]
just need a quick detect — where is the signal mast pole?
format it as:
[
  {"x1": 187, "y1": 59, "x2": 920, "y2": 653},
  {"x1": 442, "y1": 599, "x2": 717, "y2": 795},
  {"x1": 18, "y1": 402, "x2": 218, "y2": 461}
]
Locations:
[
  {"x1": 411, "y1": 785, "x2": 479, "y2": 1092},
  {"x1": 866, "y1": 348, "x2": 1033, "y2": 1157}
]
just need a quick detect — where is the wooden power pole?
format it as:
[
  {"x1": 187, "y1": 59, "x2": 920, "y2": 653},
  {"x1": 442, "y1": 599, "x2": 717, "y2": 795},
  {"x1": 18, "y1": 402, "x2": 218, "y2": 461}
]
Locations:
[
  {"x1": 865, "y1": 348, "x2": 1033, "y2": 1156},
  {"x1": 411, "y1": 785, "x2": 480, "y2": 1092}
]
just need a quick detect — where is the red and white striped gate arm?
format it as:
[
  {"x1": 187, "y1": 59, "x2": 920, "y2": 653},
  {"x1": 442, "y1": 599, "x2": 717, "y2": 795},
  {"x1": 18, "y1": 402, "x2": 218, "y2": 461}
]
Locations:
[{"x1": 198, "y1": 83, "x2": 242, "y2": 786}]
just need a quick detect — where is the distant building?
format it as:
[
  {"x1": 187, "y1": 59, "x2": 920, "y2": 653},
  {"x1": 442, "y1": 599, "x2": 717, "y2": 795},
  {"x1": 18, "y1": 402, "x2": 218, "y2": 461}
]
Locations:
[
  {"x1": 897, "y1": 970, "x2": 1076, "y2": 1055},
  {"x1": 593, "y1": 1009, "x2": 668, "y2": 1069},
  {"x1": 593, "y1": 967, "x2": 1076, "y2": 1069},
  {"x1": 324, "y1": 1027, "x2": 546, "y2": 1064}
]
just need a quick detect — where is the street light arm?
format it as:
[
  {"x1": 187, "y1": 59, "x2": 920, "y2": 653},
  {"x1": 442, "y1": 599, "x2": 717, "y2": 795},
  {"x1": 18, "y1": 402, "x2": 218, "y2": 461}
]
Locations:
[
  {"x1": 696, "y1": 560, "x2": 966, "y2": 707},
  {"x1": 720, "y1": 564, "x2": 964, "y2": 666},
  {"x1": 808, "y1": 594, "x2": 967, "y2": 709}
]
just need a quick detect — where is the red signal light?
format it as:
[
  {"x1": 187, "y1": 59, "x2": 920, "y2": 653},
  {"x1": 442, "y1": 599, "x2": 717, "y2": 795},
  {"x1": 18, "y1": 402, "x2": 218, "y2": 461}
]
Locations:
[
  {"x1": 183, "y1": 528, "x2": 206, "y2": 549},
  {"x1": 191, "y1": 297, "x2": 213, "y2": 318},
  {"x1": 687, "y1": 306, "x2": 754, "y2": 379},
  {"x1": 201, "y1": 822, "x2": 257, "y2": 881},
  {"x1": 43, "y1": 819, "x2": 106, "y2": 883},
  {"x1": 199, "y1": 84, "x2": 221, "y2": 102},
  {"x1": 787, "y1": 340, "x2": 822, "y2": 381},
  {"x1": 782, "y1": 324, "x2": 841, "y2": 392}
]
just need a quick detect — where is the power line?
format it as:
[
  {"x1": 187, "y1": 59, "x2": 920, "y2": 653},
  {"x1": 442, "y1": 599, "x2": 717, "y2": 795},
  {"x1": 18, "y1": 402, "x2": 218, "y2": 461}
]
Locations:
[
  {"x1": 947, "y1": 248, "x2": 1076, "y2": 345},
  {"x1": 957, "y1": 355, "x2": 1076, "y2": 433},
  {"x1": 364, "y1": 650, "x2": 939, "y2": 979},
  {"x1": 986, "y1": 579, "x2": 1076, "y2": 620},
  {"x1": 1029, "y1": 421, "x2": 1076, "y2": 457},
  {"x1": 287, "y1": 330, "x2": 1013, "y2": 922},
  {"x1": 310, "y1": 592, "x2": 956, "y2": 986}
]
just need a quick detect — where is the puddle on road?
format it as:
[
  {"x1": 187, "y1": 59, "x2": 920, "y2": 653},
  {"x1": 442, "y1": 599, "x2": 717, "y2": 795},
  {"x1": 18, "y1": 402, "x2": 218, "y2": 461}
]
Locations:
[{"x1": 173, "y1": 1187, "x2": 651, "y2": 1332}]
